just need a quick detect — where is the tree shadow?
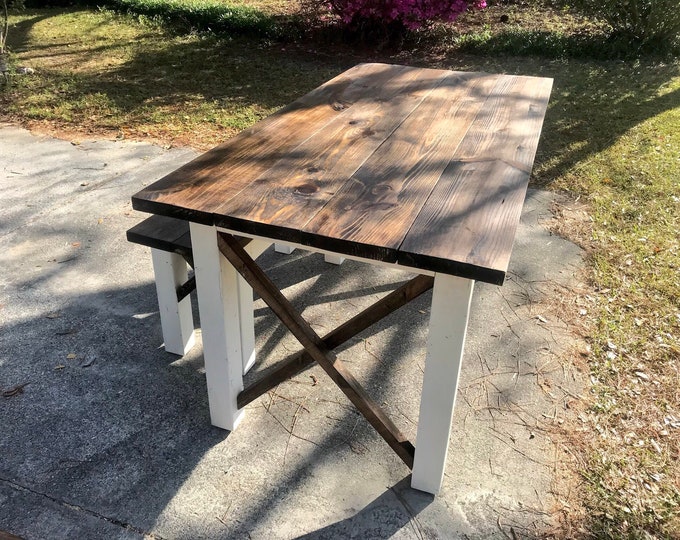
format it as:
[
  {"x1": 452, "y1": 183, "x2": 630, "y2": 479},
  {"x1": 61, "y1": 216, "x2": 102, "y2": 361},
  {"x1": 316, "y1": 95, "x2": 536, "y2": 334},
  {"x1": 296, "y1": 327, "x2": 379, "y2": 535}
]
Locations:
[
  {"x1": 8, "y1": 8, "x2": 678, "y2": 187},
  {"x1": 4, "y1": 8, "x2": 346, "y2": 144},
  {"x1": 401, "y1": 52, "x2": 680, "y2": 191},
  {"x1": 3, "y1": 11, "x2": 53, "y2": 53},
  {"x1": 456, "y1": 28, "x2": 680, "y2": 61},
  {"x1": 533, "y1": 61, "x2": 680, "y2": 188}
]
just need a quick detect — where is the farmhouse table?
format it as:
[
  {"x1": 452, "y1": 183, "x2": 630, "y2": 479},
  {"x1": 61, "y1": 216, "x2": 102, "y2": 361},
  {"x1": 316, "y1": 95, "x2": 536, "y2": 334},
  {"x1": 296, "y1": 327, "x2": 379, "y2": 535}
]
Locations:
[{"x1": 131, "y1": 63, "x2": 552, "y2": 494}]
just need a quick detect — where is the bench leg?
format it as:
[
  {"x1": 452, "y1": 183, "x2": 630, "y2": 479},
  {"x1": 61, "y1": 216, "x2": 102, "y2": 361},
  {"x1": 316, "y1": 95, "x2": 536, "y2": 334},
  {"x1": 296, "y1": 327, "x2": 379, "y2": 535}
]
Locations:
[
  {"x1": 150, "y1": 248, "x2": 196, "y2": 356},
  {"x1": 324, "y1": 253, "x2": 345, "y2": 265},
  {"x1": 274, "y1": 243, "x2": 295, "y2": 255},
  {"x1": 190, "y1": 223, "x2": 246, "y2": 431},
  {"x1": 411, "y1": 274, "x2": 474, "y2": 494}
]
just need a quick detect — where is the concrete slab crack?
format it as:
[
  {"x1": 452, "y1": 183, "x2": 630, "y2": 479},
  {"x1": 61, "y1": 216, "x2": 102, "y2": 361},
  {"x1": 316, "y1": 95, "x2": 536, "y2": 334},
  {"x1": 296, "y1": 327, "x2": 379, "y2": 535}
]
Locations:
[
  {"x1": 389, "y1": 486, "x2": 427, "y2": 540},
  {"x1": 0, "y1": 476, "x2": 166, "y2": 539}
]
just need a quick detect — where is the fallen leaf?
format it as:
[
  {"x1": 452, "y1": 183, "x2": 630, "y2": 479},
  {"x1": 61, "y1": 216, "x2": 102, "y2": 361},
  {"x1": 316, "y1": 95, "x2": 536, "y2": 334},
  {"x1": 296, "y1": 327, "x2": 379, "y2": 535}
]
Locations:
[
  {"x1": 71, "y1": 242, "x2": 81, "y2": 248},
  {"x1": 66, "y1": 353, "x2": 77, "y2": 359},
  {"x1": 2, "y1": 383, "x2": 29, "y2": 398},
  {"x1": 55, "y1": 328, "x2": 78, "y2": 336}
]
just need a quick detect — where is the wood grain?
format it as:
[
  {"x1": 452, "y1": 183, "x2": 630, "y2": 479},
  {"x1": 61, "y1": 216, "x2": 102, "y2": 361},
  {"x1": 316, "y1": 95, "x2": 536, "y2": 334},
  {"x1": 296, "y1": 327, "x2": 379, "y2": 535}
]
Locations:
[
  {"x1": 398, "y1": 75, "x2": 553, "y2": 284},
  {"x1": 211, "y1": 66, "x2": 449, "y2": 241},
  {"x1": 303, "y1": 71, "x2": 500, "y2": 261},
  {"x1": 132, "y1": 63, "x2": 415, "y2": 222},
  {"x1": 132, "y1": 64, "x2": 553, "y2": 284}
]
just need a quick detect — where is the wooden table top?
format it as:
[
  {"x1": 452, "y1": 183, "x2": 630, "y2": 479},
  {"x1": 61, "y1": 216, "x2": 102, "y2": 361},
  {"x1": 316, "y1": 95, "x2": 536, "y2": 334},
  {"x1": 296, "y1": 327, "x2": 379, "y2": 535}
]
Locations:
[{"x1": 132, "y1": 63, "x2": 552, "y2": 285}]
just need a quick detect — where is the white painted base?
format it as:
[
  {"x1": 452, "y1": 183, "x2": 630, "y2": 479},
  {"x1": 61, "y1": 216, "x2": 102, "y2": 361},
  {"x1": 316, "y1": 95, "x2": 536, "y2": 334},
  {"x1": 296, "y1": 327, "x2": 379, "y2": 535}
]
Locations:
[
  {"x1": 411, "y1": 274, "x2": 475, "y2": 495},
  {"x1": 150, "y1": 248, "x2": 196, "y2": 356},
  {"x1": 324, "y1": 253, "x2": 345, "y2": 265},
  {"x1": 274, "y1": 243, "x2": 295, "y2": 255},
  {"x1": 189, "y1": 223, "x2": 247, "y2": 431},
  {"x1": 240, "y1": 239, "x2": 270, "y2": 375}
]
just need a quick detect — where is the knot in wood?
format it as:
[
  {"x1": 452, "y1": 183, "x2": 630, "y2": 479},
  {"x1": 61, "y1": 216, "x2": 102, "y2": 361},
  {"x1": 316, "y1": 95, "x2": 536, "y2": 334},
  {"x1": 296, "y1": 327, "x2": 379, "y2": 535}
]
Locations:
[
  {"x1": 371, "y1": 184, "x2": 394, "y2": 196},
  {"x1": 294, "y1": 183, "x2": 318, "y2": 196}
]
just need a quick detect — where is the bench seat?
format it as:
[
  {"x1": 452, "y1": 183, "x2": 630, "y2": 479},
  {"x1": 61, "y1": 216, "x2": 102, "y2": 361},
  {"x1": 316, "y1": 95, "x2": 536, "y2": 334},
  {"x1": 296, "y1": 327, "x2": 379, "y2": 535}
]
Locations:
[
  {"x1": 127, "y1": 215, "x2": 198, "y2": 355},
  {"x1": 127, "y1": 215, "x2": 344, "y2": 357},
  {"x1": 126, "y1": 215, "x2": 193, "y2": 262}
]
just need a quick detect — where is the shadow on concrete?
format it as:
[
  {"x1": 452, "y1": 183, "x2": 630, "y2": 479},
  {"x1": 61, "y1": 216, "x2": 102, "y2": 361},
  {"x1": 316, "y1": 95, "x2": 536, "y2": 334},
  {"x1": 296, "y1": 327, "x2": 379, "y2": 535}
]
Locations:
[
  {"x1": 1, "y1": 125, "x2": 583, "y2": 538},
  {"x1": 296, "y1": 477, "x2": 433, "y2": 539}
]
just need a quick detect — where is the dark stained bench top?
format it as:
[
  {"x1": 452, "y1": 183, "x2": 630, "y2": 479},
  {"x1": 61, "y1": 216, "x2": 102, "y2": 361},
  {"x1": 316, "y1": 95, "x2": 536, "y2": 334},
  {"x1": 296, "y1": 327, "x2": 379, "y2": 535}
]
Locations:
[
  {"x1": 126, "y1": 215, "x2": 192, "y2": 256},
  {"x1": 132, "y1": 63, "x2": 552, "y2": 285}
]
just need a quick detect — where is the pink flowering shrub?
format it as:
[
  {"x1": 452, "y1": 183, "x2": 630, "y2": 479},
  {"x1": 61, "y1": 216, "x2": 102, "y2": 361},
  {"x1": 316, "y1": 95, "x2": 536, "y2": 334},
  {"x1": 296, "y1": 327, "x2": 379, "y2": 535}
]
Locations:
[{"x1": 326, "y1": 0, "x2": 486, "y2": 30}]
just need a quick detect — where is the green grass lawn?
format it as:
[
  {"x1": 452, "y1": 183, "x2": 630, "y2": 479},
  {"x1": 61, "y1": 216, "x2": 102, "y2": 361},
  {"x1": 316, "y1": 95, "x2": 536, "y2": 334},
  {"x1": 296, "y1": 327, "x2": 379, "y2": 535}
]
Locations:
[{"x1": 2, "y1": 5, "x2": 679, "y2": 538}]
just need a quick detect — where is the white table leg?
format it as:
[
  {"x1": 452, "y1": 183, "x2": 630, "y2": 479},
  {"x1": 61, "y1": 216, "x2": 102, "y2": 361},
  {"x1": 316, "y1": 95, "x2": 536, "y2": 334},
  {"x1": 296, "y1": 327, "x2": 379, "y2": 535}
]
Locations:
[
  {"x1": 236, "y1": 278, "x2": 256, "y2": 376},
  {"x1": 412, "y1": 273, "x2": 475, "y2": 494},
  {"x1": 150, "y1": 248, "x2": 196, "y2": 356},
  {"x1": 240, "y1": 239, "x2": 271, "y2": 375},
  {"x1": 189, "y1": 223, "x2": 246, "y2": 431}
]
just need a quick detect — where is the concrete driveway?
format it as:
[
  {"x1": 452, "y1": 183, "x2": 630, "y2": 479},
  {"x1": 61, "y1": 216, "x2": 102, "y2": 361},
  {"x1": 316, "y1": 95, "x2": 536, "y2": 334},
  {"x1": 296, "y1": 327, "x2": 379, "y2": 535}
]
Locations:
[{"x1": 0, "y1": 124, "x2": 584, "y2": 539}]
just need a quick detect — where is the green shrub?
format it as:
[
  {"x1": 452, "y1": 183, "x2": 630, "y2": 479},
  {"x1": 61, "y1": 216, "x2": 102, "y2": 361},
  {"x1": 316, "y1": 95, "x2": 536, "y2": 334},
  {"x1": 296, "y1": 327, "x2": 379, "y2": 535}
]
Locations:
[
  {"x1": 101, "y1": 0, "x2": 285, "y2": 37},
  {"x1": 568, "y1": 0, "x2": 680, "y2": 50}
]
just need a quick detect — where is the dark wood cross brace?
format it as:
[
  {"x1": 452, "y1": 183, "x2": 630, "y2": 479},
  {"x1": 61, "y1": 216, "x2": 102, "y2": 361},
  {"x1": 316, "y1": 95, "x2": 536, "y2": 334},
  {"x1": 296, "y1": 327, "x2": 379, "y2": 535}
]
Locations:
[{"x1": 217, "y1": 231, "x2": 434, "y2": 469}]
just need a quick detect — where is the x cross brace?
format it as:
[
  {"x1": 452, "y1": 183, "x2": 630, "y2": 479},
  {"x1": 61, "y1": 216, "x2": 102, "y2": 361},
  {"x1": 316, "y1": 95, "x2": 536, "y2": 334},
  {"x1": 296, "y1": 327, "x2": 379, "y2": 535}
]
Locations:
[{"x1": 217, "y1": 232, "x2": 434, "y2": 469}]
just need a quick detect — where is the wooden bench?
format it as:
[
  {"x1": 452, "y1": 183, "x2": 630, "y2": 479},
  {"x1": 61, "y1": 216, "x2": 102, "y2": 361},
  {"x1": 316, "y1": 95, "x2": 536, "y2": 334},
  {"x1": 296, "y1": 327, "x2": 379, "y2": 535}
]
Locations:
[
  {"x1": 127, "y1": 216, "x2": 345, "y2": 357},
  {"x1": 127, "y1": 215, "x2": 198, "y2": 356}
]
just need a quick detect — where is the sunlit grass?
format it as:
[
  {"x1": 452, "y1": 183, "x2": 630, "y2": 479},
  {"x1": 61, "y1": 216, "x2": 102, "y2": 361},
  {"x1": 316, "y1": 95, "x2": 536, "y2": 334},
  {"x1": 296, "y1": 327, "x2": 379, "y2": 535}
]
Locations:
[{"x1": 2, "y1": 9, "x2": 338, "y2": 147}]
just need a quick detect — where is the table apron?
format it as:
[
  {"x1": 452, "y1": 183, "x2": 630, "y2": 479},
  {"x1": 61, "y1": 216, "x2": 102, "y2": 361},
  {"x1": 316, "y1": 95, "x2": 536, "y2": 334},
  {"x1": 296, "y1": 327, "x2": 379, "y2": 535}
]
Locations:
[{"x1": 215, "y1": 226, "x2": 436, "y2": 277}]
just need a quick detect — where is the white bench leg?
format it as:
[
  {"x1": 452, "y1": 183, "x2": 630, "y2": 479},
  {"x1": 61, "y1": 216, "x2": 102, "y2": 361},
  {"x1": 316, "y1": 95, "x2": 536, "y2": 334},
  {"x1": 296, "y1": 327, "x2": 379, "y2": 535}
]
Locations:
[
  {"x1": 412, "y1": 274, "x2": 475, "y2": 494},
  {"x1": 189, "y1": 223, "x2": 246, "y2": 431},
  {"x1": 324, "y1": 253, "x2": 345, "y2": 265},
  {"x1": 274, "y1": 243, "x2": 295, "y2": 254},
  {"x1": 150, "y1": 248, "x2": 196, "y2": 356}
]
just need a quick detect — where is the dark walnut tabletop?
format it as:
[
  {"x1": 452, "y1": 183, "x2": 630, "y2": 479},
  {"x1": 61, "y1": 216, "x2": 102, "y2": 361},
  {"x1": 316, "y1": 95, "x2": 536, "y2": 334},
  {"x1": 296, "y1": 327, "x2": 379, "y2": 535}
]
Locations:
[{"x1": 132, "y1": 63, "x2": 553, "y2": 285}]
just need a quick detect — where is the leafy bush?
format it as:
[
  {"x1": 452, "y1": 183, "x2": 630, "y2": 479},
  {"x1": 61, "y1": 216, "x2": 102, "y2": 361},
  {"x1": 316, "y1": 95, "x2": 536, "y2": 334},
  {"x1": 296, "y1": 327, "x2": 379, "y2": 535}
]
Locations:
[
  {"x1": 567, "y1": 0, "x2": 680, "y2": 49},
  {"x1": 330, "y1": 0, "x2": 486, "y2": 30},
  {"x1": 304, "y1": 0, "x2": 485, "y2": 42},
  {"x1": 104, "y1": 0, "x2": 283, "y2": 37}
]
